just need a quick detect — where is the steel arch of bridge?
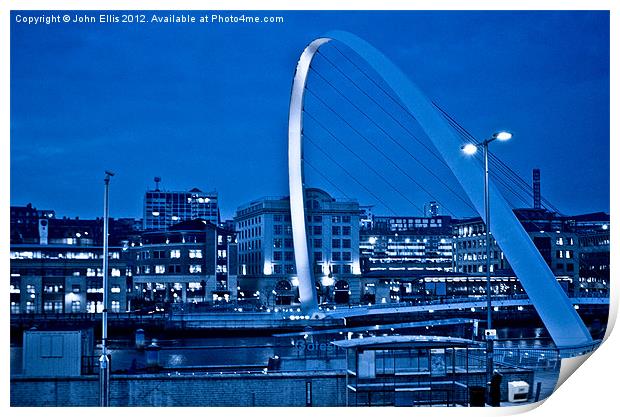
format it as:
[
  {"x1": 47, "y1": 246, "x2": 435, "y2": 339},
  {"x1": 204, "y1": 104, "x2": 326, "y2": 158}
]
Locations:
[{"x1": 287, "y1": 31, "x2": 592, "y2": 349}]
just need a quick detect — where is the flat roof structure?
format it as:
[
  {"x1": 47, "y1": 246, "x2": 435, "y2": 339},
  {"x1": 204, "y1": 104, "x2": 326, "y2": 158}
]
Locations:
[{"x1": 332, "y1": 335, "x2": 480, "y2": 350}]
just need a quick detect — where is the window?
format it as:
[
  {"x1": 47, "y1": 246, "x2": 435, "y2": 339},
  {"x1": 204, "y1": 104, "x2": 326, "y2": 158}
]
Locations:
[
  {"x1": 170, "y1": 249, "x2": 181, "y2": 258},
  {"x1": 332, "y1": 216, "x2": 341, "y2": 223},
  {"x1": 285, "y1": 252, "x2": 294, "y2": 261},
  {"x1": 153, "y1": 250, "x2": 166, "y2": 259},
  {"x1": 332, "y1": 252, "x2": 341, "y2": 261},
  {"x1": 274, "y1": 251, "x2": 282, "y2": 261},
  {"x1": 189, "y1": 249, "x2": 203, "y2": 259},
  {"x1": 313, "y1": 215, "x2": 322, "y2": 223},
  {"x1": 216, "y1": 265, "x2": 227, "y2": 273},
  {"x1": 343, "y1": 252, "x2": 352, "y2": 261},
  {"x1": 332, "y1": 226, "x2": 341, "y2": 236},
  {"x1": 285, "y1": 264, "x2": 295, "y2": 274},
  {"x1": 218, "y1": 250, "x2": 227, "y2": 259},
  {"x1": 11, "y1": 302, "x2": 20, "y2": 314},
  {"x1": 274, "y1": 225, "x2": 283, "y2": 235},
  {"x1": 111, "y1": 301, "x2": 120, "y2": 313},
  {"x1": 313, "y1": 226, "x2": 322, "y2": 236},
  {"x1": 190, "y1": 264, "x2": 202, "y2": 274},
  {"x1": 285, "y1": 239, "x2": 293, "y2": 248},
  {"x1": 87, "y1": 301, "x2": 98, "y2": 313},
  {"x1": 567, "y1": 263, "x2": 574, "y2": 272},
  {"x1": 111, "y1": 268, "x2": 121, "y2": 277},
  {"x1": 111, "y1": 285, "x2": 121, "y2": 293},
  {"x1": 72, "y1": 284, "x2": 81, "y2": 293},
  {"x1": 332, "y1": 239, "x2": 341, "y2": 248},
  {"x1": 168, "y1": 264, "x2": 181, "y2": 273},
  {"x1": 314, "y1": 238, "x2": 322, "y2": 248},
  {"x1": 332, "y1": 265, "x2": 341, "y2": 274},
  {"x1": 274, "y1": 214, "x2": 283, "y2": 222},
  {"x1": 44, "y1": 301, "x2": 54, "y2": 313},
  {"x1": 274, "y1": 238, "x2": 282, "y2": 248},
  {"x1": 314, "y1": 252, "x2": 322, "y2": 262},
  {"x1": 343, "y1": 265, "x2": 352, "y2": 274},
  {"x1": 71, "y1": 300, "x2": 81, "y2": 313},
  {"x1": 155, "y1": 265, "x2": 165, "y2": 274},
  {"x1": 343, "y1": 226, "x2": 351, "y2": 236},
  {"x1": 26, "y1": 301, "x2": 35, "y2": 314},
  {"x1": 274, "y1": 264, "x2": 283, "y2": 274},
  {"x1": 342, "y1": 216, "x2": 351, "y2": 223},
  {"x1": 342, "y1": 239, "x2": 351, "y2": 249}
]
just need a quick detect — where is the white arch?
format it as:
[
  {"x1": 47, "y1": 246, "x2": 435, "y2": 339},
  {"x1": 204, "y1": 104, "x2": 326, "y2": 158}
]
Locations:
[{"x1": 287, "y1": 31, "x2": 592, "y2": 348}]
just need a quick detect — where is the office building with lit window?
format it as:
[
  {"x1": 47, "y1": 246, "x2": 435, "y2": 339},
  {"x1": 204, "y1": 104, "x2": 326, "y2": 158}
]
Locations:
[
  {"x1": 360, "y1": 215, "x2": 454, "y2": 274},
  {"x1": 572, "y1": 212, "x2": 610, "y2": 297},
  {"x1": 131, "y1": 219, "x2": 237, "y2": 306},
  {"x1": 234, "y1": 188, "x2": 361, "y2": 306},
  {"x1": 9, "y1": 208, "x2": 135, "y2": 314},
  {"x1": 451, "y1": 209, "x2": 580, "y2": 282},
  {"x1": 143, "y1": 184, "x2": 219, "y2": 231}
]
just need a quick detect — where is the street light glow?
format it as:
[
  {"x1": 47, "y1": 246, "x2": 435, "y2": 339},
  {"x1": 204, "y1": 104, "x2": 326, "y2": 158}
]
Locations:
[
  {"x1": 462, "y1": 143, "x2": 478, "y2": 155},
  {"x1": 493, "y1": 131, "x2": 513, "y2": 141}
]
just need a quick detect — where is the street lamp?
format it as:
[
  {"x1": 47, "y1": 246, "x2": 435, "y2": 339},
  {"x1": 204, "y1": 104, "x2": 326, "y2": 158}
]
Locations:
[
  {"x1": 99, "y1": 170, "x2": 114, "y2": 407},
  {"x1": 461, "y1": 130, "x2": 512, "y2": 394}
]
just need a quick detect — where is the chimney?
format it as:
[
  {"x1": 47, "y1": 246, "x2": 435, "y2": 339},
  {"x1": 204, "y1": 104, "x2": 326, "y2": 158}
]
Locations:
[
  {"x1": 154, "y1": 176, "x2": 161, "y2": 191},
  {"x1": 533, "y1": 168, "x2": 541, "y2": 209}
]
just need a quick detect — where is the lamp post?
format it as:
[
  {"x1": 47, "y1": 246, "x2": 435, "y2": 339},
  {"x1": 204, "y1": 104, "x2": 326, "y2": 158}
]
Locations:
[
  {"x1": 99, "y1": 170, "x2": 114, "y2": 407},
  {"x1": 462, "y1": 131, "x2": 512, "y2": 393}
]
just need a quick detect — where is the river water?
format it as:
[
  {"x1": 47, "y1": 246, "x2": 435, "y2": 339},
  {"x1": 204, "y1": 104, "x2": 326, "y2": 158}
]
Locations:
[{"x1": 10, "y1": 325, "x2": 574, "y2": 375}]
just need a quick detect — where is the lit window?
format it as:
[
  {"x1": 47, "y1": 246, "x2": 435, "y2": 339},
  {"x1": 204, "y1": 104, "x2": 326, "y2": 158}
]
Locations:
[
  {"x1": 10, "y1": 302, "x2": 20, "y2": 314},
  {"x1": 111, "y1": 301, "x2": 120, "y2": 313},
  {"x1": 170, "y1": 249, "x2": 181, "y2": 259},
  {"x1": 111, "y1": 268, "x2": 121, "y2": 277},
  {"x1": 190, "y1": 264, "x2": 202, "y2": 274},
  {"x1": 111, "y1": 285, "x2": 121, "y2": 294},
  {"x1": 71, "y1": 301, "x2": 81, "y2": 313},
  {"x1": 189, "y1": 249, "x2": 203, "y2": 259},
  {"x1": 155, "y1": 265, "x2": 165, "y2": 274}
]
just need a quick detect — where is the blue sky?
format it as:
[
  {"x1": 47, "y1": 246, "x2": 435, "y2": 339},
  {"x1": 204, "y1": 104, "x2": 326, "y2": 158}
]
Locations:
[{"x1": 10, "y1": 10, "x2": 609, "y2": 220}]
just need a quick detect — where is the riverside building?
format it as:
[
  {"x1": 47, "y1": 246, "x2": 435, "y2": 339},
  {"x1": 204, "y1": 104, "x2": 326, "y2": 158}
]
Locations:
[
  {"x1": 131, "y1": 218, "x2": 237, "y2": 306},
  {"x1": 143, "y1": 178, "x2": 219, "y2": 231},
  {"x1": 9, "y1": 206, "x2": 136, "y2": 314},
  {"x1": 234, "y1": 188, "x2": 361, "y2": 306}
]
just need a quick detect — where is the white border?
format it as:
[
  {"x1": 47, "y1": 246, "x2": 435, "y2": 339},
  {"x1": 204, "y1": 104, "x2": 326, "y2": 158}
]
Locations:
[{"x1": 1, "y1": 2, "x2": 616, "y2": 417}]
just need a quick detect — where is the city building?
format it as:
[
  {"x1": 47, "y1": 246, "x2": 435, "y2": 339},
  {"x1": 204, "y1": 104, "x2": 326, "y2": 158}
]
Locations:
[
  {"x1": 10, "y1": 207, "x2": 135, "y2": 314},
  {"x1": 234, "y1": 188, "x2": 361, "y2": 306},
  {"x1": 571, "y1": 213, "x2": 610, "y2": 297},
  {"x1": 130, "y1": 219, "x2": 238, "y2": 306},
  {"x1": 10, "y1": 203, "x2": 55, "y2": 244},
  {"x1": 143, "y1": 179, "x2": 219, "y2": 231},
  {"x1": 360, "y1": 215, "x2": 454, "y2": 274},
  {"x1": 451, "y1": 209, "x2": 580, "y2": 280}
]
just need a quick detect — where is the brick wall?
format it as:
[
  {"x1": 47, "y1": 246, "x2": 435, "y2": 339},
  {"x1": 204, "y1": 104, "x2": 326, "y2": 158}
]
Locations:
[
  {"x1": 11, "y1": 368, "x2": 532, "y2": 407},
  {"x1": 11, "y1": 371, "x2": 347, "y2": 407}
]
